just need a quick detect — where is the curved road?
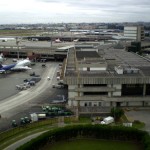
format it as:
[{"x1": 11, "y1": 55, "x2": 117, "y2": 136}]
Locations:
[
  {"x1": 0, "y1": 63, "x2": 58, "y2": 118},
  {"x1": 4, "y1": 131, "x2": 48, "y2": 150}
]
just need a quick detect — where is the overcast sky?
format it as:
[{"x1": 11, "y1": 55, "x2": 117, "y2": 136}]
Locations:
[{"x1": 0, "y1": 0, "x2": 150, "y2": 24}]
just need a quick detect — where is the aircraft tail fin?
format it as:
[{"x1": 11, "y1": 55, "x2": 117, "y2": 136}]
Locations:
[{"x1": 0, "y1": 53, "x2": 3, "y2": 56}]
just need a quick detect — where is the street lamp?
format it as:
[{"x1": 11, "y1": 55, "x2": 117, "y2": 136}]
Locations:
[{"x1": 16, "y1": 37, "x2": 20, "y2": 60}]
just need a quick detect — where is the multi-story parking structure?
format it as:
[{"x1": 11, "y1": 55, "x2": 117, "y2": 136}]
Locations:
[{"x1": 63, "y1": 46, "x2": 150, "y2": 115}]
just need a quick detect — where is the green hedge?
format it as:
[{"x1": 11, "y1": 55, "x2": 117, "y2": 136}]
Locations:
[
  {"x1": 0, "y1": 118, "x2": 58, "y2": 145},
  {"x1": 17, "y1": 124, "x2": 150, "y2": 150}
]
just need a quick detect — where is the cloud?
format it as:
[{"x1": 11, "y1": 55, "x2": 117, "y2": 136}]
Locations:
[{"x1": 0, "y1": 0, "x2": 150, "y2": 24}]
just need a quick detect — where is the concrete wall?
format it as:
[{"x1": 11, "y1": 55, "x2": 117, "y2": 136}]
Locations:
[
  {"x1": 128, "y1": 101, "x2": 143, "y2": 106},
  {"x1": 68, "y1": 100, "x2": 78, "y2": 107},
  {"x1": 105, "y1": 102, "x2": 111, "y2": 107},
  {"x1": 68, "y1": 85, "x2": 78, "y2": 98},
  {"x1": 112, "y1": 84, "x2": 122, "y2": 96},
  {"x1": 67, "y1": 83, "x2": 150, "y2": 109},
  {"x1": 144, "y1": 102, "x2": 150, "y2": 106},
  {"x1": 120, "y1": 102, "x2": 128, "y2": 106}
]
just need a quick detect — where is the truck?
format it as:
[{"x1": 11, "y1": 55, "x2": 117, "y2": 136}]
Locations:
[
  {"x1": 101, "y1": 116, "x2": 114, "y2": 125},
  {"x1": 30, "y1": 113, "x2": 46, "y2": 121},
  {"x1": 37, "y1": 113, "x2": 46, "y2": 120}
]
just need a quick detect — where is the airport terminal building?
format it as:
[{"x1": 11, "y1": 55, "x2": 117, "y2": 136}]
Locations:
[{"x1": 64, "y1": 47, "x2": 150, "y2": 114}]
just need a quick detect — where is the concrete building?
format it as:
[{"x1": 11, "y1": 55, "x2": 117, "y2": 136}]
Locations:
[
  {"x1": 124, "y1": 26, "x2": 145, "y2": 42},
  {"x1": 63, "y1": 46, "x2": 150, "y2": 114}
]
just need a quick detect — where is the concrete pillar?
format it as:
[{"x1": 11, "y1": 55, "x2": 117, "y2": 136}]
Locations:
[
  {"x1": 142, "y1": 101, "x2": 145, "y2": 107},
  {"x1": 108, "y1": 84, "x2": 112, "y2": 97},
  {"x1": 68, "y1": 85, "x2": 78, "y2": 107},
  {"x1": 126, "y1": 102, "x2": 129, "y2": 107},
  {"x1": 143, "y1": 84, "x2": 146, "y2": 96},
  {"x1": 112, "y1": 84, "x2": 122, "y2": 96}
]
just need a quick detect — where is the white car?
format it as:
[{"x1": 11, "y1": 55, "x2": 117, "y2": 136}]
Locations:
[
  {"x1": 13, "y1": 59, "x2": 18, "y2": 62},
  {"x1": 101, "y1": 121, "x2": 106, "y2": 125}
]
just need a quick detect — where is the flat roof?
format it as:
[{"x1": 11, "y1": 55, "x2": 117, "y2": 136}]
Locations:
[
  {"x1": 57, "y1": 45, "x2": 74, "y2": 50},
  {"x1": 65, "y1": 48, "x2": 150, "y2": 78},
  {"x1": 0, "y1": 40, "x2": 74, "y2": 48},
  {"x1": 76, "y1": 51, "x2": 100, "y2": 59}
]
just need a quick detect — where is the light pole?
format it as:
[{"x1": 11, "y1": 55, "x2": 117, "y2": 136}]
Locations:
[{"x1": 16, "y1": 37, "x2": 20, "y2": 60}]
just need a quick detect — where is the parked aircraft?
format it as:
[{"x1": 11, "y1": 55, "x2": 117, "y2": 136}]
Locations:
[
  {"x1": 55, "y1": 38, "x2": 62, "y2": 43},
  {"x1": 0, "y1": 37, "x2": 15, "y2": 42},
  {"x1": 73, "y1": 39, "x2": 79, "y2": 42},
  {"x1": 0, "y1": 58, "x2": 31, "y2": 73}
]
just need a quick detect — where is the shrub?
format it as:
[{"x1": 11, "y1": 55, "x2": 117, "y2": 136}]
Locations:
[
  {"x1": 17, "y1": 124, "x2": 150, "y2": 150},
  {"x1": 111, "y1": 107, "x2": 124, "y2": 121}
]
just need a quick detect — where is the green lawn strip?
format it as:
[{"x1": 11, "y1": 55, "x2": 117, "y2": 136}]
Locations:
[
  {"x1": 0, "y1": 30, "x2": 59, "y2": 36},
  {"x1": 132, "y1": 121, "x2": 145, "y2": 129},
  {"x1": 0, "y1": 118, "x2": 57, "y2": 140},
  {"x1": 121, "y1": 114, "x2": 129, "y2": 122},
  {"x1": 64, "y1": 117, "x2": 91, "y2": 124},
  {"x1": 43, "y1": 138, "x2": 141, "y2": 150},
  {"x1": 0, "y1": 115, "x2": 145, "y2": 150},
  {"x1": 0, "y1": 125, "x2": 57, "y2": 150},
  {"x1": 0, "y1": 30, "x2": 42, "y2": 36},
  {"x1": 0, "y1": 116, "x2": 77, "y2": 149},
  {"x1": 78, "y1": 117, "x2": 92, "y2": 123},
  {"x1": 0, "y1": 118, "x2": 58, "y2": 149},
  {"x1": 121, "y1": 115, "x2": 145, "y2": 129}
]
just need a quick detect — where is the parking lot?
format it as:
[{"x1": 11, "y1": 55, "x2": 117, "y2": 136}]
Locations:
[
  {"x1": 0, "y1": 58, "x2": 50, "y2": 100},
  {"x1": 0, "y1": 58, "x2": 68, "y2": 131},
  {"x1": 125, "y1": 109, "x2": 150, "y2": 133}
]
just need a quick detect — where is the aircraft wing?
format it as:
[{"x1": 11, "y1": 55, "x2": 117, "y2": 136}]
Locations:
[
  {"x1": 11, "y1": 66, "x2": 32, "y2": 70},
  {"x1": 0, "y1": 57, "x2": 3, "y2": 63}
]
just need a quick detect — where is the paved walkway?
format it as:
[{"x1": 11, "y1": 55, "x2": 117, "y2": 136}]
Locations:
[{"x1": 4, "y1": 131, "x2": 47, "y2": 150}]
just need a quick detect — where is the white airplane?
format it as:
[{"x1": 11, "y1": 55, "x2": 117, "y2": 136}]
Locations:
[
  {"x1": 0, "y1": 37, "x2": 15, "y2": 42},
  {"x1": 55, "y1": 38, "x2": 62, "y2": 43},
  {"x1": 73, "y1": 39, "x2": 79, "y2": 42},
  {"x1": 0, "y1": 58, "x2": 31, "y2": 73}
]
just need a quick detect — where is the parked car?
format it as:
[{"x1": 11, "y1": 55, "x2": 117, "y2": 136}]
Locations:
[{"x1": 42, "y1": 63, "x2": 46, "y2": 67}]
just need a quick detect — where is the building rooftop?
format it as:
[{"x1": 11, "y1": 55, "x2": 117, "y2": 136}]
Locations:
[
  {"x1": 65, "y1": 47, "x2": 150, "y2": 78},
  {"x1": 76, "y1": 51, "x2": 100, "y2": 59}
]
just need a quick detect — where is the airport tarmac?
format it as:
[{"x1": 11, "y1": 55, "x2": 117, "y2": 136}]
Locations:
[
  {"x1": 0, "y1": 58, "x2": 67, "y2": 131},
  {"x1": 0, "y1": 58, "x2": 48, "y2": 101}
]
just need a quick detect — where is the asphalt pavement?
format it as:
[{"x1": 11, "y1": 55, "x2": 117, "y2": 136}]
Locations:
[
  {"x1": 0, "y1": 59, "x2": 67, "y2": 131},
  {"x1": 125, "y1": 109, "x2": 150, "y2": 133}
]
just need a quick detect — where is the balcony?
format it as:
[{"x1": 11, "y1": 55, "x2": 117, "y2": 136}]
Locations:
[
  {"x1": 75, "y1": 95, "x2": 150, "y2": 102},
  {"x1": 75, "y1": 86, "x2": 115, "y2": 92}
]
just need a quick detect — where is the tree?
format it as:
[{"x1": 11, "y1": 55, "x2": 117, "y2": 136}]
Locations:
[{"x1": 111, "y1": 107, "x2": 124, "y2": 121}]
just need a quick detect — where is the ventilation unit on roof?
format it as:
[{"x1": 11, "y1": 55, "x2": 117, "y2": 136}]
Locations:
[
  {"x1": 114, "y1": 66, "x2": 123, "y2": 74},
  {"x1": 124, "y1": 67, "x2": 139, "y2": 74}
]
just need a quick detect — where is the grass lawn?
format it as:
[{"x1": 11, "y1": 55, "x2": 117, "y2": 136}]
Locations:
[{"x1": 42, "y1": 139, "x2": 142, "y2": 150}]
